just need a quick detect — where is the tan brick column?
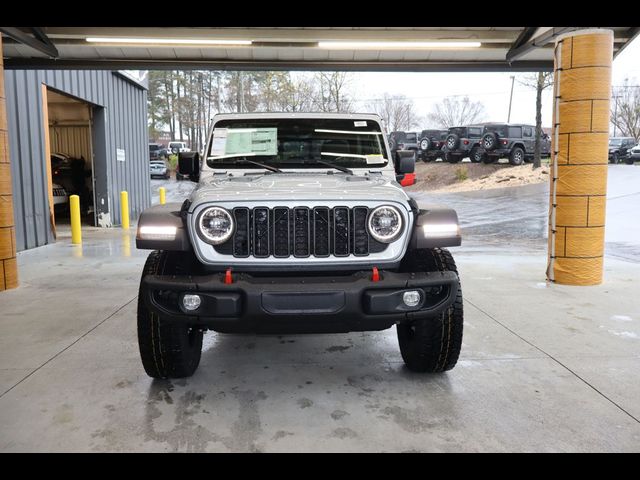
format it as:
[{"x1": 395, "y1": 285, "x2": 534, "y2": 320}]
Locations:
[
  {"x1": 546, "y1": 29, "x2": 613, "y2": 285},
  {"x1": 0, "y1": 36, "x2": 19, "y2": 290}
]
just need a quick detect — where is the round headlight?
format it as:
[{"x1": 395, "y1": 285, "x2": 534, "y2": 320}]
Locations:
[
  {"x1": 197, "y1": 207, "x2": 234, "y2": 245},
  {"x1": 367, "y1": 205, "x2": 403, "y2": 243}
]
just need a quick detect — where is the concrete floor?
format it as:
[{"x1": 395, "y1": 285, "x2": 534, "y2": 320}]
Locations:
[{"x1": 0, "y1": 166, "x2": 639, "y2": 452}]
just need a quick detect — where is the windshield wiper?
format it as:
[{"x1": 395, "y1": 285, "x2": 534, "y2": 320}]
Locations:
[
  {"x1": 235, "y1": 158, "x2": 283, "y2": 173},
  {"x1": 310, "y1": 158, "x2": 354, "y2": 175},
  {"x1": 239, "y1": 159, "x2": 282, "y2": 173}
]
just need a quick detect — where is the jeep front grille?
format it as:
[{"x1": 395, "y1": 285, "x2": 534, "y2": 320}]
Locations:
[{"x1": 215, "y1": 206, "x2": 386, "y2": 258}]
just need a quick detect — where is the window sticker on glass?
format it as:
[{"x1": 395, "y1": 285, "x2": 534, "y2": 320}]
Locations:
[
  {"x1": 211, "y1": 128, "x2": 228, "y2": 156},
  {"x1": 224, "y1": 128, "x2": 278, "y2": 156},
  {"x1": 354, "y1": 121, "x2": 367, "y2": 127},
  {"x1": 366, "y1": 154, "x2": 386, "y2": 165}
]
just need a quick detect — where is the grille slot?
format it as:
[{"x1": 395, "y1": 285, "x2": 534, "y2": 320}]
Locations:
[
  {"x1": 217, "y1": 206, "x2": 388, "y2": 258},
  {"x1": 253, "y1": 207, "x2": 270, "y2": 258},
  {"x1": 313, "y1": 207, "x2": 330, "y2": 257},
  {"x1": 293, "y1": 208, "x2": 311, "y2": 257},
  {"x1": 353, "y1": 207, "x2": 369, "y2": 256}
]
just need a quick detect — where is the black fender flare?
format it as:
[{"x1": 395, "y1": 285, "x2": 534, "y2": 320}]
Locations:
[
  {"x1": 136, "y1": 202, "x2": 191, "y2": 251},
  {"x1": 408, "y1": 198, "x2": 462, "y2": 249}
]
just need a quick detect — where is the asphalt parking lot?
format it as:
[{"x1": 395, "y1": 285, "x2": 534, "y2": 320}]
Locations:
[{"x1": 0, "y1": 165, "x2": 638, "y2": 452}]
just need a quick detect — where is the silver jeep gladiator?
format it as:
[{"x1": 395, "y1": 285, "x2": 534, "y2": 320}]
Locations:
[{"x1": 136, "y1": 113, "x2": 463, "y2": 378}]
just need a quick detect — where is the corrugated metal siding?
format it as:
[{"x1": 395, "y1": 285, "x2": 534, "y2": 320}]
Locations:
[
  {"x1": 4, "y1": 70, "x2": 149, "y2": 251},
  {"x1": 49, "y1": 126, "x2": 92, "y2": 162}
]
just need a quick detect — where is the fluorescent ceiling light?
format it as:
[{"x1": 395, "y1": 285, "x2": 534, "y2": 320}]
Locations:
[
  {"x1": 318, "y1": 41, "x2": 481, "y2": 49},
  {"x1": 86, "y1": 37, "x2": 252, "y2": 46}
]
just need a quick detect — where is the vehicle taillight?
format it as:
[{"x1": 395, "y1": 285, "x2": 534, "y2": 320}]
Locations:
[
  {"x1": 463, "y1": 140, "x2": 469, "y2": 145},
  {"x1": 502, "y1": 140, "x2": 508, "y2": 145},
  {"x1": 398, "y1": 143, "x2": 405, "y2": 149}
]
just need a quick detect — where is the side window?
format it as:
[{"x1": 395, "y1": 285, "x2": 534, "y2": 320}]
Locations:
[
  {"x1": 523, "y1": 127, "x2": 533, "y2": 137},
  {"x1": 509, "y1": 127, "x2": 522, "y2": 138},
  {"x1": 468, "y1": 128, "x2": 482, "y2": 138}
]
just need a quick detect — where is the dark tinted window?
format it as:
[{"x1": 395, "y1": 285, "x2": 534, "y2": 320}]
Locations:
[
  {"x1": 485, "y1": 125, "x2": 508, "y2": 137},
  {"x1": 508, "y1": 127, "x2": 522, "y2": 137},
  {"x1": 405, "y1": 133, "x2": 417, "y2": 142},
  {"x1": 523, "y1": 127, "x2": 533, "y2": 137},
  {"x1": 468, "y1": 127, "x2": 483, "y2": 138}
]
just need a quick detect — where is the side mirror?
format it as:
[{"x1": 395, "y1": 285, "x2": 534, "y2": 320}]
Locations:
[
  {"x1": 395, "y1": 149, "x2": 416, "y2": 174},
  {"x1": 178, "y1": 152, "x2": 200, "y2": 183}
]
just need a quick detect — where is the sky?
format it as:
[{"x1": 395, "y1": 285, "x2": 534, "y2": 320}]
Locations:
[{"x1": 348, "y1": 37, "x2": 640, "y2": 129}]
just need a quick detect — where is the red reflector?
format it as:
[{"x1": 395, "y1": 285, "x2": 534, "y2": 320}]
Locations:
[
  {"x1": 224, "y1": 269, "x2": 233, "y2": 284},
  {"x1": 371, "y1": 267, "x2": 380, "y2": 282},
  {"x1": 400, "y1": 173, "x2": 416, "y2": 187}
]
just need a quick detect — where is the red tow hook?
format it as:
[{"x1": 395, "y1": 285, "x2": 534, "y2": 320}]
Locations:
[
  {"x1": 371, "y1": 267, "x2": 380, "y2": 282},
  {"x1": 224, "y1": 268, "x2": 233, "y2": 285},
  {"x1": 400, "y1": 173, "x2": 416, "y2": 187}
]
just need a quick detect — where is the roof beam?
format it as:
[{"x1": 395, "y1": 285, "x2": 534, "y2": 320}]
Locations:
[
  {"x1": 0, "y1": 27, "x2": 59, "y2": 57},
  {"x1": 2, "y1": 57, "x2": 554, "y2": 72},
  {"x1": 613, "y1": 26, "x2": 640, "y2": 58},
  {"x1": 508, "y1": 27, "x2": 539, "y2": 53},
  {"x1": 506, "y1": 27, "x2": 576, "y2": 63}
]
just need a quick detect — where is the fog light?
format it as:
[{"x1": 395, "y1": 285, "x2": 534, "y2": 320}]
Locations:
[
  {"x1": 402, "y1": 290, "x2": 421, "y2": 307},
  {"x1": 182, "y1": 294, "x2": 201, "y2": 311}
]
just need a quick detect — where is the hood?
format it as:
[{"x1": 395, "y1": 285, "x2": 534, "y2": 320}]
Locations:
[{"x1": 189, "y1": 173, "x2": 409, "y2": 206}]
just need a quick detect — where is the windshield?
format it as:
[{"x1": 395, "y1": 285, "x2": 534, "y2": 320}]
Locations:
[
  {"x1": 609, "y1": 139, "x2": 622, "y2": 146},
  {"x1": 206, "y1": 118, "x2": 388, "y2": 169}
]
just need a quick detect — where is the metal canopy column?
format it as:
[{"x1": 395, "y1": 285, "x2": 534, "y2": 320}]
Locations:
[
  {"x1": 547, "y1": 29, "x2": 613, "y2": 285},
  {"x1": 0, "y1": 36, "x2": 18, "y2": 290}
]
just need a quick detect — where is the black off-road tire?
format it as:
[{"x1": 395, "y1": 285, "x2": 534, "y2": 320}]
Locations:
[
  {"x1": 481, "y1": 132, "x2": 498, "y2": 151},
  {"x1": 445, "y1": 152, "x2": 462, "y2": 164},
  {"x1": 509, "y1": 147, "x2": 525, "y2": 166},
  {"x1": 611, "y1": 152, "x2": 618, "y2": 164},
  {"x1": 137, "y1": 251, "x2": 203, "y2": 379},
  {"x1": 624, "y1": 157, "x2": 634, "y2": 165},
  {"x1": 396, "y1": 248, "x2": 463, "y2": 373},
  {"x1": 470, "y1": 147, "x2": 485, "y2": 163},
  {"x1": 445, "y1": 134, "x2": 460, "y2": 150}
]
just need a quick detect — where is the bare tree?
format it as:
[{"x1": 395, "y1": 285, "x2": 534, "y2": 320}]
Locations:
[
  {"x1": 367, "y1": 93, "x2": 419, "y2": 133},
  {"x1": 313, "y1": 72, "x2": 354, "y2": 113},
  {"x1": 611, "y1": 80, "x2": 640, "y2": 140},
  {"x1": 518, "y1": 72, "x2": 554, "y2": 169},
  {"x1": 427, "y1": 96, "x2": 486, "y2": 129}
]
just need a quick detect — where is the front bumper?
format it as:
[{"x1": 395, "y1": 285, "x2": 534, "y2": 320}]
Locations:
[{"x1": 141, "y1": 269, "x2": 459, "y2": 334}]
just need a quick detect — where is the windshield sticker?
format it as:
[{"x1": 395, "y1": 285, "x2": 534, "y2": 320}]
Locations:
[
  {"x1": 354, "y1": 121, "x2": 367, "y2": 127},
  {"x1": 365, "y1": 154, "x2": 386, "y2": 165},
  {"x1": 224, "y1": 128, "x2": 278, "y2": 156},
  {"x1": 211, "y1": 128, "x2": 228, "y2": 156}
]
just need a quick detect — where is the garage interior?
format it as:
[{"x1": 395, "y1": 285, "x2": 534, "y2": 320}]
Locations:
[
  {"x1": 46, "y1": 89, "x2": 96, "y2": 227},
  {"x1": 0, "y1": 27, "x2": 639, "y2": 452}
]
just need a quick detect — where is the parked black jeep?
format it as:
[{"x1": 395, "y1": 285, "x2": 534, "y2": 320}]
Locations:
[
  {"x1": 388, "y1": 131, "x2": 419, "y2": 154},
  {"x1": 479, "y1": 123, "x2": 551, "y2": 166},
  {"x1": 442, "y1": 126, "x2": 484, "y2": 163},
  {"x1": 608, "y1": 137, "x2": 636, "y2": 164},
  {"x1": 417, "y1": 129, "x2": 448, "y2": 162}
]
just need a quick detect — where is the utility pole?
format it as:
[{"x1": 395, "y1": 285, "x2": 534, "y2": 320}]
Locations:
[{"x1": 507, "y1": 75, "x2": 516, "y2": 123}]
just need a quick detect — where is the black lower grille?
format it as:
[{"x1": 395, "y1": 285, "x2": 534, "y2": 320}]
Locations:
[{"x1": 216, "y1": 206, "x2": 388, "y2": 258}]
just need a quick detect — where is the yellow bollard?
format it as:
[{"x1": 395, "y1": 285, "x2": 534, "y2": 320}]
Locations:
[
  {"x1": 120, "y1": 191, "x2": 130, "y2": 229},
  {"x1": 70, "y1": 195, "x2": 82, "y2": 244},
  {"x1": 159, "y1": 187, "x2": 166, "y2": 205}
]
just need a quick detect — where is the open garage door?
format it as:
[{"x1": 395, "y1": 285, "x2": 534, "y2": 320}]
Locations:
[{"x1": 45, "y1": 88, "x2": 97, "y2": 228}]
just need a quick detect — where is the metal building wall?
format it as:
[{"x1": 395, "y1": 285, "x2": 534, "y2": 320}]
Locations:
[{"x1": 4, "y1": 70, "x2": 150, "y2": 251}]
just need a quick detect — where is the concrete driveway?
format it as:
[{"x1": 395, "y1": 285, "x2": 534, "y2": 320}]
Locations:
[{"x1": 0, "y1": 166, "x2": 638, "y2": 452}]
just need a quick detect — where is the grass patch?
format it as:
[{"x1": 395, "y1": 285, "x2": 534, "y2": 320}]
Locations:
[{"x1": 454, "y1": 165, "x2": 468, "y2": 182}]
